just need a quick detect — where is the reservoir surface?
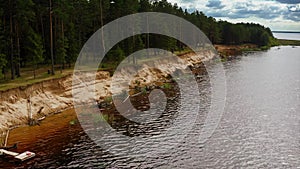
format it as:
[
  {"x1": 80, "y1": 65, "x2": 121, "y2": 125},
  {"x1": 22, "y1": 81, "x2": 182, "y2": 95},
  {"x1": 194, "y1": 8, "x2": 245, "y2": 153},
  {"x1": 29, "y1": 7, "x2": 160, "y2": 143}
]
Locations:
[{"x1": 1, "y1": 46, "x2": 299, "y2": 168}]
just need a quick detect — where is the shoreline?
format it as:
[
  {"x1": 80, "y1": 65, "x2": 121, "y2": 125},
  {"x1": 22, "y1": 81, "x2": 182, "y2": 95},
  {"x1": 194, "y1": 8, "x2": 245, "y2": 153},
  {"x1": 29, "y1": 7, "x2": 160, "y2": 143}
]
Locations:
[
  {"x1": 1, "y1": 40, "x2": 299, "y2": 141},
  {"x1": 276, "y1": 39, "x2": 300, "y2": 46},
  {"x1": 214, "y1": 44, "x2": 258, "y2": 59},
  {"x1": 2, "y1": 78, "x2": 180, "y2": 168},
  {"x1": 1, "y1": 39, "x2": 299, "y2": 92},
  {"x1": 0, "y1": 49, "x2": 215, "y2": 144},
  {"x1": 214, "y1": 38, "x2": 300, "y2": 60}
]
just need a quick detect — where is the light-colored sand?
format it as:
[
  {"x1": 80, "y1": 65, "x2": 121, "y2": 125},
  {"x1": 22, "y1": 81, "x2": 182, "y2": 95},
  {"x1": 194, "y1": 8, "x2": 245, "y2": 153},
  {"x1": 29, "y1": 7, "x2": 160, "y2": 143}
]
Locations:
[{"x1": 0, "y1": 49, "x2": 216, "y2": 132}]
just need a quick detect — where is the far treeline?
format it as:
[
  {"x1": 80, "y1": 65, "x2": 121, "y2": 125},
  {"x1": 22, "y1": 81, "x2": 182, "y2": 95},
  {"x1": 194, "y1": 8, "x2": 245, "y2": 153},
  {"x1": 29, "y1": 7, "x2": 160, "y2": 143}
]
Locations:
[{"x1": 0, "y1": 0, "x2": 277, "y2": 80}]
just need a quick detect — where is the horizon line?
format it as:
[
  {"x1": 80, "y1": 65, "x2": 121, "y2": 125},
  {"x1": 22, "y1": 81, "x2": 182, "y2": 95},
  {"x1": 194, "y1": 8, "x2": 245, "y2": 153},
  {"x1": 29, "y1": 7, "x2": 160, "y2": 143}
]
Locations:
[{"x1": 272, "y1": 31, "x2": 300, "y2": 33}]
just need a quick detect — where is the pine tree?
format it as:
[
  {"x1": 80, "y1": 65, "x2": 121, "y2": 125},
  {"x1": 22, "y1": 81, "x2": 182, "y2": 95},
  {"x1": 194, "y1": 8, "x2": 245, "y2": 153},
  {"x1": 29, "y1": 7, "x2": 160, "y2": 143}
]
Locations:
[
  {"x1": 65, "y1": 22, "x2": 78, "y2": 68},
  {"x1": 0, "y1": 7, "x2": 7, "y2": 79},
  {"x1": 25, "y1": 27, "x2": 44, "y2": 79},
  {"x1": 14, "y1": 0, "x2": 36, "y2": 77},
  {"x1": 56, "y1": 36, "x2": 68, "y2": 71}
]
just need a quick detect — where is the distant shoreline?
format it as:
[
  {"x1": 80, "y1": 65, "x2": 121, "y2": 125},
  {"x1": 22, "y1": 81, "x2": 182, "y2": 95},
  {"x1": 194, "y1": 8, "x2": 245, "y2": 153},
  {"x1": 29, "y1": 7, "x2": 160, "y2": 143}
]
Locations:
[
  {"x1": 276, "y1": 39, "x2": 300, "y2": 46},
  {"x1": 272, "y1": 31, "x2": 300, "y2": 34},
  {"x1": 215, "y1": 38, "x2": 300, "y2": 58}
]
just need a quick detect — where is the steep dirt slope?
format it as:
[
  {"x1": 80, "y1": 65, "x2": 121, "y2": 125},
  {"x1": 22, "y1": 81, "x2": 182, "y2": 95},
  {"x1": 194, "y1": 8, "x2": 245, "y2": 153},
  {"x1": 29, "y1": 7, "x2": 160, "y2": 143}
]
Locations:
[{"x1": 0, "y1": 50, "x2": 216, "y2": 131}]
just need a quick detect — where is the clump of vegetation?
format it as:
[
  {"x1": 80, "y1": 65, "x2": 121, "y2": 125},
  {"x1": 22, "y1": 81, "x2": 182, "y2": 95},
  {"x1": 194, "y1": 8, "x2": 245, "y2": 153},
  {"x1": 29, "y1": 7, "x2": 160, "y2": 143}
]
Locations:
[
  {"x1": 104, "y1": 96, "x2": 113, "y2": 103},
  {"x1": 69, "y1": 119, "x2": 78, "y2": 125},
  {"x1": 92, "y1": 114, "x2": 105, "y2": 123},
  {"x1": 161, "y1": 83, "x2": 172, "y2": 89},
  {"x1": 220, "y1": 58, "x2": 227, "y2": 62},
  {"x1": 92, "y1": 113, "x2": 113, "y2": 124},
  {"x1": 141, "y1": 87, "x2": 147, "y2": 94}
]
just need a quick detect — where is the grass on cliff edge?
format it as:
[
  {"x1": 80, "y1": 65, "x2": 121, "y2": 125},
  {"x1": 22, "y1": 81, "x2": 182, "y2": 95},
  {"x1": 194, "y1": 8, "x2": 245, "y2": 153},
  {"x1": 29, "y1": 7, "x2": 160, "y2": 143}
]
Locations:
[
  {"x1": 0, "y1": 59, "x2": 123, "y2": 91},
  {"x1": 0, "y1": 69, "x2": 73, "y2": 91}
]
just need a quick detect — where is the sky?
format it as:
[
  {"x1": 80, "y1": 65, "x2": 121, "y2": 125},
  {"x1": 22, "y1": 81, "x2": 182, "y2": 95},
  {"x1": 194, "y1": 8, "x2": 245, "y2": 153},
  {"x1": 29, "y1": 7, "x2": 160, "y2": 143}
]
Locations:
[{"x1": 167, "y1": 0, "x2": 300, "y2": 31}]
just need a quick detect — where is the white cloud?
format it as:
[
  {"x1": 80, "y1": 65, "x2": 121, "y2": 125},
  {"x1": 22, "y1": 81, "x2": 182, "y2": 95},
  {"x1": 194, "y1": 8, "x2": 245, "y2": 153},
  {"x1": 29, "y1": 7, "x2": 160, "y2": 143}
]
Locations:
[
  {"x1": 288, "y1": 4, "x2": 300, "y2": 11},
  {"x1": 167, "y1": 0, "x2": 300, "y2": 31}
]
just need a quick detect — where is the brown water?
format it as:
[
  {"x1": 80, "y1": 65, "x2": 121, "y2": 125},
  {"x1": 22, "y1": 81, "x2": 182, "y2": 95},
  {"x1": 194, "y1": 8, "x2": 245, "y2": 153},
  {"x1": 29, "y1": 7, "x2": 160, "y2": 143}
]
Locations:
[{"x1": 1, "y1": 46, "x2": 299, "y2": 168}]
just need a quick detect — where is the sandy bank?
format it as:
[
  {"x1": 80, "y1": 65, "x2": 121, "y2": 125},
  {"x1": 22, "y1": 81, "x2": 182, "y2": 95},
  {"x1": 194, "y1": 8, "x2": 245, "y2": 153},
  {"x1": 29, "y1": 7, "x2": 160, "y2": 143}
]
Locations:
[
  {"x1": 0, "y1": 50, "x2": 216, "y2": 133},
  {"x1": 214, "y1": 44, "x2": 258, "y2": 58}
]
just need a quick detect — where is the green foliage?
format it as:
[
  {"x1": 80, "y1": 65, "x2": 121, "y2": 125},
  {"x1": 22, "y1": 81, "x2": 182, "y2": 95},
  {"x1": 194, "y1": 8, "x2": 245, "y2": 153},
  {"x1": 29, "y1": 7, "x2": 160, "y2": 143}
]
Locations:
[
  {"x1": 0, "y1": 13, "x2": 7, "y2": 79},
  {"x1": 26, "y1": 29, "x2": 44, "y2": 63},
  {"x1": 92, "y1": 113, "x2": 106, "y2": 123},
  {"x1": 65, "y1": 23, "x2": 78, "y2": 66},
  {"x1": 0, "y1": 54, "x2": 7, "y2": 78},
  {"x1": 277, "y1": 39, "x2": 300, "y2": 46},
  {"x1": 69, "y1": 119, "x2": 78, "y2": 125},
  {"x1": 218, "y1": 21, "x2": 274, "y2": 46},
  {"x1": 161, "y1": 83, "x2": 172, "y2": 89},
  {"x1": 0, "y1": 0, "x2": 278, "y2": 81},
  {"x1": 56, "y1": 37, "x2": 69, "y2": 67},
  {"x1": 25, "y1": 27, "x2": 44, "y2": 78},
  {"x1": 104, "y1": 96, "x2": 113, "y2": 103},
  {"x1": 141, "y1": 87, "x2": 147, "y2": 94},
  {"x1": 15, "y1": 0, "x2": 35, "y2": 26},
  {"x1": 106, "y1": 45, "x2": 125, "y2": 62}
]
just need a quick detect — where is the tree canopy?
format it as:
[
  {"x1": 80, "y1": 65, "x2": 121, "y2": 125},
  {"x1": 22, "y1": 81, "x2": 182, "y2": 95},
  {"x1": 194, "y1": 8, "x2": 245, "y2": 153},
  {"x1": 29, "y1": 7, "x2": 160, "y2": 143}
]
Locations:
[{"x1": 0, "y1": 0, "x2": 276, "y2": 80}]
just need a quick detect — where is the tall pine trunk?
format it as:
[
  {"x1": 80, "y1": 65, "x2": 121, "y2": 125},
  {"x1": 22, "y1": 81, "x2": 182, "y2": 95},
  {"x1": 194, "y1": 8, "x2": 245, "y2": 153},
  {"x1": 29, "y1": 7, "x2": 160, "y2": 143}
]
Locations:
[
  {"x1": 61, "y1": 19, "x2": 64, "y2": 72},
  {"x1": 40, "y1": 14, "x2": 46, "y2": 50},
  {"x1": 9, "y1": 0, "x2": 15, "y2": 80},
  {"x1": 15, "y1": 23, "x2": 20, "y2": 77},
  {"x1": 49, "y1": 0, "x2": 55, "y2": 75},
  {"x1": 100, "y1": 0, "x2": 105, "y2": 55}
]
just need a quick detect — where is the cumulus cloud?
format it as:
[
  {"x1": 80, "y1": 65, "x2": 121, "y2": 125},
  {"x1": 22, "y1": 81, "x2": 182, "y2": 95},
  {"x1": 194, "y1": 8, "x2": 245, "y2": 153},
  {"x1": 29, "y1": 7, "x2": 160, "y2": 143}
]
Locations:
[
  {"x1": 288, "y1": 4, "x2": 300, "y2": 11},
  {"x1": 168, "y1": 0, "x2": 300, "y2": 31},
  {"x1": 284, "y1": 7, "x2": 300, "y2": 21},
  {"x1": 231, "y1": 3, "x2": 282, "y2": 19},
  {"x1": 204, "y1": 0, "x2": 286, "y2": 20},
  {"x1": 276, "y1": 0, "x2": 300, "y2": 4},
  {"x1": 206, "y1": 0, "x2": 225, "y2": 8}
]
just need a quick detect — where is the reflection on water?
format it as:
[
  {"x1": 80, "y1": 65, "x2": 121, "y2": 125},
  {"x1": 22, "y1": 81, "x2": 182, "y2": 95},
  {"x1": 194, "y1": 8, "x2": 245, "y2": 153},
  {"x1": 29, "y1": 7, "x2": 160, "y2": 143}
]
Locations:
[{"x1": 1, "y1": 46, "x2": 299, "y2": 168}]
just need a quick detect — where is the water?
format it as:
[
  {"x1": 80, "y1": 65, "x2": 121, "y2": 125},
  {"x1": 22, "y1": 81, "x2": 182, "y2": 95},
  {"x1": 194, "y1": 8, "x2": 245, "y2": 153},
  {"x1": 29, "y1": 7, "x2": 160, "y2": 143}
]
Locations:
[
  {"x1": 273, "y1": 32, "x2": 300, "y2": 40},
  {"x1": 1, "y1": 46, "x2": 299, "y2": 168}
]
